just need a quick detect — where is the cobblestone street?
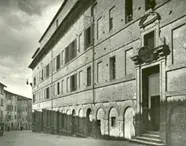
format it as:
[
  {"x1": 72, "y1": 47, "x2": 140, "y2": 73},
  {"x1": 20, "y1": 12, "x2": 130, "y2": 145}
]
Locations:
[{"x1": 0, "y1": 131, "x2": 146, "y2": 146}]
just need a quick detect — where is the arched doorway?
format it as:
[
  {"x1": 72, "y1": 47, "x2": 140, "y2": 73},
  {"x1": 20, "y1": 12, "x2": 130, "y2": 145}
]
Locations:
[
  {"x1": 78, "y1": 109, "x2": 83, "y2": 134},
  {"x1": 71, "y1": 109, "x2": 76, "y2": 135},
  {"x1": 109, "y1": 108, "x2": 119, "y2": 137},
  {"x1": 96, "y1": 108, "x2": 105, "y2": 136},
  {"x1": 86, "y1": 108, "x2": 92, "y2": 137},
  {"x1": 124, "y1": 107, "x2": 135, "y2": 139}
]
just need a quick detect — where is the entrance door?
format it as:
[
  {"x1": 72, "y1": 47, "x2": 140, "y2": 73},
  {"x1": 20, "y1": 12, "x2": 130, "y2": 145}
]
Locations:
[
  {"x1": 142, "y1": 65, "x2": 160, "y2": 132},
  {"x1": 148, "y1": 73, "x2": 160, "y2": 131}
]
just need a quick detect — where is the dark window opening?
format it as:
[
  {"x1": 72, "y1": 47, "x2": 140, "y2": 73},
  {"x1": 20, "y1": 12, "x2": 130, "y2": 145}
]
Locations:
[
  {"x1": 57, "y1": 82, "x2": 60, "y2": 95},
  {"x1": 144, "y1": 31, "x2": 155, "y2": 49},
  {"x1": 125, "y1": 0, "x2": 133, "y2": 23},
  {"x1": 46, "y1": 64, "x2": 50, "y2": 77},
  {"x1": 46, "y1": 87, "x2": 50, "y2": 99},
  {"x1": 110, "y1": 56, "x2": 116, "y2": 80},
  {"x1": 33, "y1": 77, "x2": 36, "y2": 86},
  {"x1": 87, "y1": 67, "x2": 91, "y2": 86},
  {"x1": 111, "y1": 117, "x2": 116, "y2": 127},
  {"x1": 70, "y1": 74, "x2": 77, "y2": 92},
  {"x1": 85, "y1": 26, "x2": 93, "y2": 49},
  {"x1": 65, "y1": 39, "x2": 77, "y2": 64},
  {"x1": 56, "y1": 54, "x2": 60, "y2": 70}
]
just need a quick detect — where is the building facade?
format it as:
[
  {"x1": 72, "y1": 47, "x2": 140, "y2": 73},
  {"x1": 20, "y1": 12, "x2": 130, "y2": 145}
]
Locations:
[
  {"x1": 0, "y1": 83, "x2": 6, "y2": 129},
  {"x1": 17, "y1": 96, "x2": 32, "y2": 130},
  {"x1": 4, "y1": 90, "x2": 18, "y2": 131},
  {"x1": 29, "y1": 0, "x2": 186, "y2": 145}
]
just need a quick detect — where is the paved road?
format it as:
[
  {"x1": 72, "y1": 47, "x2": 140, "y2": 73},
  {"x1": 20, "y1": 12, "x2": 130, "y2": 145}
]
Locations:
[{"x1": 0, "y1": 131, "x2": 145, "y2": 146}]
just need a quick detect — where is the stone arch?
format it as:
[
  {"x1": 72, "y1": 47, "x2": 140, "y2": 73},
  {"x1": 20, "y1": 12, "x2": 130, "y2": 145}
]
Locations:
[
  {"x1": 108, "y1": 107, "x2": 119, "y2": 137},
  {"x1": 168, "y1": 104, "x2": 186, "y2": 146},
  {"x1": 124, "y1": 107, "x2": 135, "y2": 139},
  {"x1": 78, "y1": 108, "x2": 84, "y2": 134},
  {"x1": 107, "y1": 104, "x2": 120, "y2": 119},
  {"x1": 78, "y1": 108, "x2": 84, "y2": 118},
  {"x1": 96, "y1": 108, "x2": 105, "y2": 135},
  {"x1": 72, "y1": 109, "x2": 76, "y2": 116},
  {"x1": 86, "y1": 108, "x2": 93, "y2": 137}
]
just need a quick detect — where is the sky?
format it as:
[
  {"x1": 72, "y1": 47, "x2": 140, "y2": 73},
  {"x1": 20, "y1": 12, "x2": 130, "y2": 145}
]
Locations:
[{"x1": 0, "y1": 0, "x2": 62, "y2": 98}]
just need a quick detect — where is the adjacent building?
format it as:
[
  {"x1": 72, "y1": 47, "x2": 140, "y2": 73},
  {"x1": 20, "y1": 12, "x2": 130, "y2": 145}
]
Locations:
[
  {"x1": 17, "y1": 95, "x2": 32, "y2": 130},
  {"x1": 0, "y1": 83, "x2": 6, "y2": 128},
  {"x1": 29, "y1": 0, "x2": 186, "y2": 145},
  {"x1": 4, "y1": 90, "x2": 18, "y2": 131}
]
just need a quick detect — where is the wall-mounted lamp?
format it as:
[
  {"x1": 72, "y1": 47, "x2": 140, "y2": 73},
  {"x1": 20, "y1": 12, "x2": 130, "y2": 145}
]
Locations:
[{"x1": 26, "y1": 79, "x2": 32, "y2": 87}]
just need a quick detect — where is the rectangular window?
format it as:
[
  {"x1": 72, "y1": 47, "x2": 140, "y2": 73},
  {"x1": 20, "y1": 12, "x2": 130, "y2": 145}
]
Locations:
[
  {"x1": 33, "y1": 77, "x2": 36, "y2": 86},
  {"x1": 61, "y1": 50, "x2": 64, "y2": 66},
  {"x1": 65, "y1": 39, "x2": 77, "y2": 64},
  {"x1": 67, "y1": 77, "x2": 70, "y2": 93},
  {"x1": 97, "y1": 17, "x2": 102, "y2": 39},
  {"x1": 145, "y1": 0, "x2": 156, "y2": 11},
  {"x1": 79, "y1": 33, "x2": 83, "y2": 52},
  {"x1": 61, "y1": 80, "x2": 64, "y2": 94},
  {"x1": 110, "y1": 56, "x2": 116, "y2": 80},
  {"x1": 97, "y1": 62, "x2": 103, "y2": 83},
  {"x1": 109, "y1": 6, "x2": 115, "y2": 31},
  {"x1": 46, "y1": 64, "x2": 50, "y2": 77},
  {"x1": 87, "y1": 67, "x2": 91, "y2": 86},
  {"x1": 70, "y1": 74, "x2": 77, "y2": 92},
  {"x1": 57, "y1": 82, "x2": 60, "y2": 95},
  {"x1": 85, "y1": 26, "x2": 93, "y2": 49},
  {"x1": 46, "y1": 87, "x2": 50, "y2": 99},
  {"x1": 111, "y1": 117, "x2": 116, "y2": 127},
  {"x1": 79, "y1": 71, "x2": 83, "y2": 89},
  {"x1": 56, "y1": 54, "x2": 60, "y2": 70},
  {"x1": 144, "y1": 31, "x2": 155, "y2": 49},
  {"x1": 41, "y1": 69, "x2": 44, "y2": 80},
  {"x1": 125, "y1": 0, "x2": 133, "y2": 23}
]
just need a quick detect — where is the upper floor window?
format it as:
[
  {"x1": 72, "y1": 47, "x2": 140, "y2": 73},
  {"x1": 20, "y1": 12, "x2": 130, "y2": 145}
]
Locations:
[
  {"x1": 70, "y1": 74, "x2": 77, "y2": 92},
  {"x1": 33, "y1": 77, "x2": 36, "y2": 86},
  {"x1": 46, "y1": 64, "x2": 50, "y2": 77},
  {"x1": 145, "y1": 0, "x2": 156, "y2": 11},
  {"x1": 65, "y1": 39, "x2": 77, "y2": 64},
  {"x1": 109, "y1": 56, "x2": 116, "y2": 80},
  {"x1": 109, "y1": 6, "x2": 115, "y2": 31},
  {"x1": 97, "y1": 17, "x2": 102, "y2": 39},
  {"x1": 87, "y1": 67, "x2": 91, "y2": 86},
  {"x1": 97, "y1": 61, "x2": 103, "y2": 83},
  {"x1": 56, "y1": 54, "x2": 60, "y2": 70},
  {"x1": 85, "y1": 26, "x2": 93, "y2": 49},
  {"x1": 125, "y1": 0, "x2": 133, "y2": 23},
  {"x1": 57, "y1": 82, "x2": 60, "y2": 95},
  {"x1": 46, "y1": 87, "x2": 50, "y2": 99},
  {"x1": 144, "y1": 31, "x2": 155, "y2": 49}
]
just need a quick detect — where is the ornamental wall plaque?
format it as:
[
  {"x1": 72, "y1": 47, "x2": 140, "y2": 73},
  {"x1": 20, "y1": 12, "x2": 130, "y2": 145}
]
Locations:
[{"x1": 138, "y1": 46, "x2": 154, "y2": 63}]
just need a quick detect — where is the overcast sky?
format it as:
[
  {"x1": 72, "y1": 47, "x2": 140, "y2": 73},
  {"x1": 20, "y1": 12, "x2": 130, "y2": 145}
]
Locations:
[{"x1": 0, "y1": 0, "x2": 62, "y2": 98}]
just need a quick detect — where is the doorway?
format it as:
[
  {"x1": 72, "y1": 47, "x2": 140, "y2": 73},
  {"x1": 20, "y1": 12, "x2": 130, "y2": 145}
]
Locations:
[{"x1": 142, "y1": 65, "x2": 160, "y2": 132}]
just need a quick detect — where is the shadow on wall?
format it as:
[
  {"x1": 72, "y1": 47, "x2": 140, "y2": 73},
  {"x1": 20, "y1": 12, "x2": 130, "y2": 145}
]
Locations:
[{"x1": 32, "y1": 108, "x2": 136, "y2": 141}]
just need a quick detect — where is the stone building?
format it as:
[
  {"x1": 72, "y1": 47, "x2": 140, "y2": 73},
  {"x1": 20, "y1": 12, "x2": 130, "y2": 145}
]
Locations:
[
  {"x1": 4, "y1": 90, "x2": 18, "y2": 131},
  {"x1": 29, "y1": 0, "x2": 186, "y2": 145},
  {"x1": 0, "y1": 82, "x2": 6, "y2": 129},
  {"x1": 17, "y1": 95, "x2": 32, "y2": 130}
]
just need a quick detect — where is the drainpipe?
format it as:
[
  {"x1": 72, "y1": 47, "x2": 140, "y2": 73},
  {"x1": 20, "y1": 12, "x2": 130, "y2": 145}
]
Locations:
[{"x1": 92, "y1": 0, "x2": 95, "y2": 105}]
